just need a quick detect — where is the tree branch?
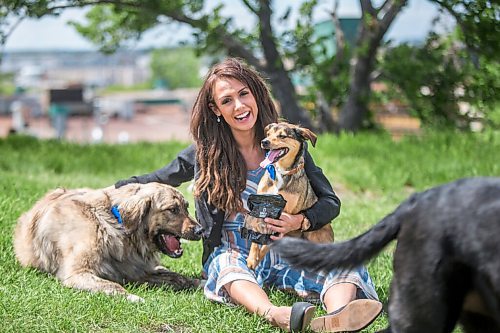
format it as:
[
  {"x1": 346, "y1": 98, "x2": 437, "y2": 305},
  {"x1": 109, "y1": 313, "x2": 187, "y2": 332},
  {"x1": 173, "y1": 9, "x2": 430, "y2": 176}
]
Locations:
[
  {"x1": 257, "y1": 0, "x2": 282, "y2": 73},
  {"x1": 328, "y1": 0, "x2": 345, "y2": 76},
  {"x1": 379, "y1": 0, "x2": 407, "y2": 38},
  {"x1": 433, "y1": 0, "x2": 480, "y2": 67},
  {"x1": 218, "y1": 31, "x2": 263, "y2": 70},
  {"x1": 360, "y1": 0, "x2": 376, "y2": 16},
  {"x1": 378, "y1": 0, "x2": 392, "y2": 15},
  {"x1": 241, "y1": 0, "x2": 258, "y2": 15},
  {"x1": 1, "y1": 16, "x2": 24, "y2": 46},
  {"x1": 43, "y1": 0, "x2": 263, "y2": 70},
  {"x1": 45, "y1": 0, "x2": 142, "y2": 14}
]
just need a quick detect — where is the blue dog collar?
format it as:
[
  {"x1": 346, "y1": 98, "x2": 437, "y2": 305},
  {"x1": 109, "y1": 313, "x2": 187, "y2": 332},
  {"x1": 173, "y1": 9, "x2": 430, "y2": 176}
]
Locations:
[
  {"x1": 266, "y1": 164, "x2": 276, "y2": 181},
  {"x1": 111, "y1": 205, "x2": 123, "y2": 225},
  {"x1": 263, "y1": 151, "x2": 277, "y2": 181}
]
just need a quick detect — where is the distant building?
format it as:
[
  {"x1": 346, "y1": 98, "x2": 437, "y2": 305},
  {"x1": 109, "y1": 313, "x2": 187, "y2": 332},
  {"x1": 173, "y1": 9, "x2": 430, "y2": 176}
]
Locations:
[
  {"x1": 0, "y1": 49, "x2": 153, "y2": 115},
  {"x1": 1, "y1": 49, "x2": 151, "y2": 89},
  {"x1": 292, "y1": 17, "x2": 360, "y2": 91},
  {"x1": 312, "y1": 18, "x2": 360, "y2": 60}
]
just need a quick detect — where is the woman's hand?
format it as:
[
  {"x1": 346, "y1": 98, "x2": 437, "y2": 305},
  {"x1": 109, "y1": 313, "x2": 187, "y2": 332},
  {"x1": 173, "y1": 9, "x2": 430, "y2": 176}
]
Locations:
[{"x1": 265, "y1": 213, "x2": 303, "y2": 240}]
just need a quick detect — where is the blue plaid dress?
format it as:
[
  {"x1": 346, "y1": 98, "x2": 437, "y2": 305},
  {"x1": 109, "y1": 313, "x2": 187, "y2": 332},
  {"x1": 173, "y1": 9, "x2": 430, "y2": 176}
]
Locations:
[{"x1": 202, "y1": 167, "x2": 379, "y2": 307}]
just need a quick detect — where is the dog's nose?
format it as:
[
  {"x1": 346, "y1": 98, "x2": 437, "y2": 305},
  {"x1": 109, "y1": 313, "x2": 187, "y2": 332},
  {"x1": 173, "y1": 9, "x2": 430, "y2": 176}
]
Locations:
[
  {"x1": 194, "y1": 226, "x2": 204, "y2": 236},
  {"x1": 261, "y1": 139, "x2": 270, "y2": 148}
]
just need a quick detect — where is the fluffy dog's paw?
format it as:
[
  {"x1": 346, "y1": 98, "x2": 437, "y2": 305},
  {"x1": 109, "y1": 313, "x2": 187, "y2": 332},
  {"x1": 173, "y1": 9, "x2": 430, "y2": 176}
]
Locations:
[
  {"x1": 154, "y1": 265, "x2": 170, "y2": 272},
  {"x1": 126, "y1": 294, "x2": 145, "y2": 303},
  {"x1": 195, "y1": 279, "x2": 207, "y2": 289}
]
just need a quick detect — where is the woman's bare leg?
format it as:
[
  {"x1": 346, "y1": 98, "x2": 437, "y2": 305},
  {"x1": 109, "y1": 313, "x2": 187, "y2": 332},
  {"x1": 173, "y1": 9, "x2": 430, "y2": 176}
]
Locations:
[
  {"x1": 225, "y1": 279, "x2": 292, "y2": 330},
  {"x1": 312, "y1": 282, "x2": 382, "y2": 332},
  {"x1": 323, "y1": 282, "x2": 357, "y2": 313}
]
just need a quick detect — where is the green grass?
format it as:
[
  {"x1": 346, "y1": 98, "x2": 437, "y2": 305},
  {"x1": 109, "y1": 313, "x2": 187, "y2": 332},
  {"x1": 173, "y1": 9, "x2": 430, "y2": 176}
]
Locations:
[{"x1": 1, "y1": 130, "x2": 499, "y2": 332}]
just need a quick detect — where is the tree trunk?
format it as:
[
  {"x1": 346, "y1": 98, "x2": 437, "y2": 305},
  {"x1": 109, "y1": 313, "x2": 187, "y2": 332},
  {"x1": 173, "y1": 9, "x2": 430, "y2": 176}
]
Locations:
[
  {"x1": 266, "y1": 69, "x2": 313, "y2": 127},
  {"x1": 316, "y1": 91, "x2": 337, "y2": 132},
  {"x1": 339, "y1": 0, "x2": 407, "y2": 132},
  {"x1": 257, "y1": 0, "x2": 313, "y2": 128},
  {"x1": 339, "y1": 32, "x2": 377, "y2": 131}
]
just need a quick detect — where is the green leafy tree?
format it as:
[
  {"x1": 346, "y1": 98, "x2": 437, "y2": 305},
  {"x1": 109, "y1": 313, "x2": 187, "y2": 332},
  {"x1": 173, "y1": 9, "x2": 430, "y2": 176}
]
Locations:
[
  {"x1": 381, "y1": 30, "x2": 500, "y2": 129},
  {"x1": 283, "y1": 0, "x2": 350, "y2": 132},
  {"x1": 316, "y1": 0, "x2": 499, "y2": 132},
  {"x1": 283, "y1": 0, "x2": 408, "y2": 132},
  {"x1": 0, "y1": 72, "x2": 15, "y2": 96},
  {"x1": 288, "y1": 0, "x2": 498, "y2": 132},
  {"x1": 338, "y1": 0, "x2": 408, "y2": 132},
  {"x1": 433, "y1": 0, "x2": 499, "y2": 61},
  {"x1": 149, "y1": 47, "x2": 202, "y2": 89}
]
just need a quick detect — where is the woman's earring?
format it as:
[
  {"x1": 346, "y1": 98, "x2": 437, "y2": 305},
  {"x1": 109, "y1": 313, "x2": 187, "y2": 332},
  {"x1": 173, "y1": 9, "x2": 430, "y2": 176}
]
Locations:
[{"x1": 217, "y1": 116, "x2": 221, "y2": 123}]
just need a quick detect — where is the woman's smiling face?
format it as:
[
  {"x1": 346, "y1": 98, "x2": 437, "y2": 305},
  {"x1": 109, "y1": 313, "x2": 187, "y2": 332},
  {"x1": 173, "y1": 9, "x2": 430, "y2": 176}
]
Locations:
[{"x1": 212, "y1": 77, "x2": 259, "y2": 135}]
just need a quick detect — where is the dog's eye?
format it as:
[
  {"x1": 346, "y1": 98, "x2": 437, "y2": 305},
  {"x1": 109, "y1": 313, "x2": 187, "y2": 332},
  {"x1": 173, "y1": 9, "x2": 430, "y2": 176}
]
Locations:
[
  {"x1": 278, "y1": 134, "x2": 287, "y2": 139},
  {"x1": 167, "y1": 206, "x2": 180, "y2": 214}
]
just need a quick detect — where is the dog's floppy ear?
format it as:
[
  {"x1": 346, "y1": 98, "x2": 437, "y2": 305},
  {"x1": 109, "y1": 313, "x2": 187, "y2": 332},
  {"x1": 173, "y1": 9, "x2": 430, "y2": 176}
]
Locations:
[
  {"x1": 296, "y1": 127, "x2": 317, "y2": 147},
  {"x1": 264, "y1": 123, "x2": 277, "y2": 134},
  {"x1": 118, "y1": 193, "x2": 151, "y2": 233}
]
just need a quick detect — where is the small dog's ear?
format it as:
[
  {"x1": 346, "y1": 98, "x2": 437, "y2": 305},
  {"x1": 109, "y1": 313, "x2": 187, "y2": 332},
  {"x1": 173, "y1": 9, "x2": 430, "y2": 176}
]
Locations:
[
  {"x1": 296, "y1": 127, "x2": 317, "y2": 147},
  {"x1": 118, "y1": 194, "x2": 151, "y2": 233},
  {"x1": 264, "y1": 123, "x2": 276, "y2": 134}
]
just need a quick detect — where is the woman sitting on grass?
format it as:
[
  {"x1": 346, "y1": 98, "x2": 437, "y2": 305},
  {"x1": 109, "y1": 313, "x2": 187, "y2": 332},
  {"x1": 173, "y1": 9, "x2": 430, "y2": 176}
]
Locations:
[{"x1": 116, "y1": 57, "x2": 382, "y2": 332}]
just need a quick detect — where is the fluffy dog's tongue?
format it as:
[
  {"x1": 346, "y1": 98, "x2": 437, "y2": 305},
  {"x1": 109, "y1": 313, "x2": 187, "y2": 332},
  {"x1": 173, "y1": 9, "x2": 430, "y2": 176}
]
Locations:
[
  {"x1": 260, "y1": 150, "x2": 281, "y2": 168},
  {"x1": 162, "y1": 235, "x2": 183, "y2": 256}
]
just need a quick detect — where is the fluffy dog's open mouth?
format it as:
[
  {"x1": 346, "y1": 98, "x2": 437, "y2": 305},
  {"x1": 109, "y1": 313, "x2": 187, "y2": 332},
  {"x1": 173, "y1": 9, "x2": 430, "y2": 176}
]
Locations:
[
  {"x1": 155, "y1": 233, "x2": 183, "y2": 258},
  {"x1": 260, "y1": 148, "x2": 289, "y2": 168}
]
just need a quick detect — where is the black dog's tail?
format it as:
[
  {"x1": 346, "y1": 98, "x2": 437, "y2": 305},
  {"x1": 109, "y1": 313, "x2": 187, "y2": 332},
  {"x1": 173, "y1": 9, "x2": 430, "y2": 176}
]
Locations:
[{"x1": 273, "y1": 210, "x2": 402, "y2": 272}]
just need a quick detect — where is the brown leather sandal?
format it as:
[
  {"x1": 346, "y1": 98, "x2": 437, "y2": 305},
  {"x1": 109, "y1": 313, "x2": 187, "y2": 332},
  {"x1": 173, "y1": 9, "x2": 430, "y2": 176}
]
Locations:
[{"x1": 310, "y1": 299, "x2": 382, "y2": 332}]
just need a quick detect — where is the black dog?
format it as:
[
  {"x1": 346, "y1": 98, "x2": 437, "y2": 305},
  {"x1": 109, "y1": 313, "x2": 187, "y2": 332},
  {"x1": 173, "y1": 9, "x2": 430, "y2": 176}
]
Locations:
[{"x1": 275, "y1": 177, "x2": 500, "y2": 333}]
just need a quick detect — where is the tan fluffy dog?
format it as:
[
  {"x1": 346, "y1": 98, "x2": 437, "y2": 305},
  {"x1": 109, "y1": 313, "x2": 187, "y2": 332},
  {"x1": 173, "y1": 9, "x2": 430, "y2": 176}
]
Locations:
[
  {"x1": 13, "y1": 182, "x2": 203, "y2": 302},
  {"x1": 245, "y1": 122, "x2": 334, "y2": 270}
]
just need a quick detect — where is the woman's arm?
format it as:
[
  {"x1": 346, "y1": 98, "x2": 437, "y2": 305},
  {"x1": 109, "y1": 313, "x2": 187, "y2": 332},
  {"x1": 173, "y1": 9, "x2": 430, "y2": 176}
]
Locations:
[
  {"x1": 115, "y1": 144, "x2": 196, "y2": 188},
  {"x1": 302, "y1": 148, "x2": 341, "y2": 231}
]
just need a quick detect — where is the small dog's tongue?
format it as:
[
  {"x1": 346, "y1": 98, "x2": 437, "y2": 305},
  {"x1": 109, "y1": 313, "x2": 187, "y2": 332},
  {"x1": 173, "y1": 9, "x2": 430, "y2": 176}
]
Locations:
[{"x1": 260, "y1": 150, "x2": 280, "y2": 168}]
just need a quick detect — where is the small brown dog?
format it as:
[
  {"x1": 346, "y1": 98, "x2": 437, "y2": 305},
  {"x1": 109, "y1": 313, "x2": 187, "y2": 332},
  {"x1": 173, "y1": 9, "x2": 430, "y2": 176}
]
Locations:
[
  {"x1": 244, "y1": 122, "x2": 334, "y2": 270},
  {"x1": 13, "y1": 182, "x2": 203, "y2": 302}
]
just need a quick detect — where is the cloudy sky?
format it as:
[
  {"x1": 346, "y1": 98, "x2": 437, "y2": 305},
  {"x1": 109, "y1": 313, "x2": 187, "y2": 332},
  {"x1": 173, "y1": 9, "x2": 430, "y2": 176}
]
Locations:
[{"x1": 3, "y1": 0, "x2": 453, "y2": 51}]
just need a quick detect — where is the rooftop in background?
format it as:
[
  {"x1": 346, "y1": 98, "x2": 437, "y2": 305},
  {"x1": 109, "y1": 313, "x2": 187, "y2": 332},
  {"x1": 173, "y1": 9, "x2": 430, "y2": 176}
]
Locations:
[
  {"x1": 1, "y1": 49, "x2": 150, "y2": 73},
  {"x1": 1, "y1": 49, "x2": 152, "y2": 90}
]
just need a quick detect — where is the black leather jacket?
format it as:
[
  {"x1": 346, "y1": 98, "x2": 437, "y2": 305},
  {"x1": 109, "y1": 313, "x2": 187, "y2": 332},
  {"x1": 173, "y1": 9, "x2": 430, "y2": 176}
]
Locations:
[{"x1": 118, "y1": 144, "x2": 341, "y2": 264}]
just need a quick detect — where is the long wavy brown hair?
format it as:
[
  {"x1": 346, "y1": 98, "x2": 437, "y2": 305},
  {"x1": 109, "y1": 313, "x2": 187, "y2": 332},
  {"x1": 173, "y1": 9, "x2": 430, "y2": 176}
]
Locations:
[{"x1": 190, "y1": 58, "x2": 279, "y2": 213}]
